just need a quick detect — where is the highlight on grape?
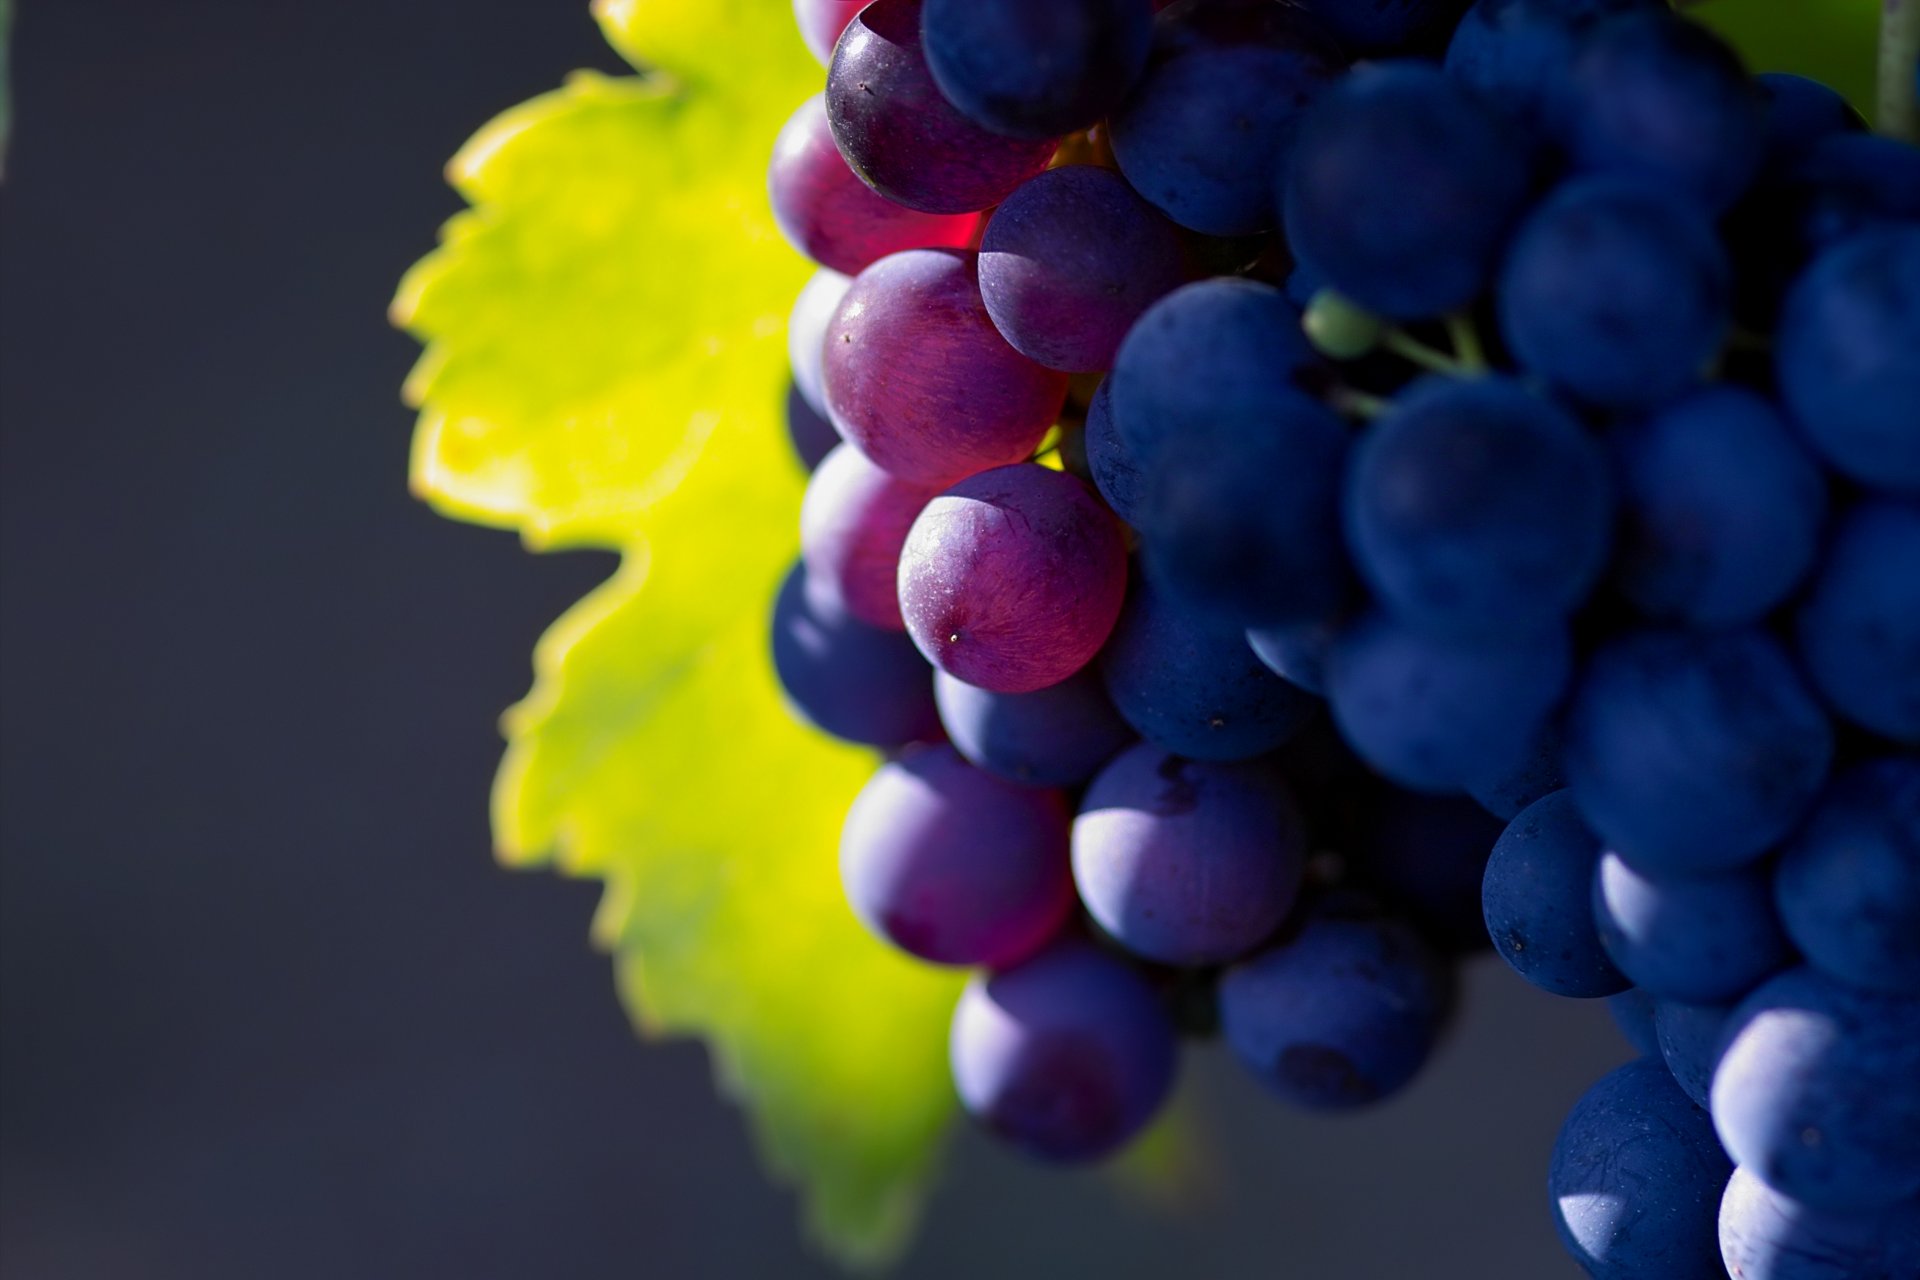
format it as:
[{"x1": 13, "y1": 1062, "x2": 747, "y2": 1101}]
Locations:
[{"x1": 774, "y1": 0, "x2": 1920, "y2": 1274}]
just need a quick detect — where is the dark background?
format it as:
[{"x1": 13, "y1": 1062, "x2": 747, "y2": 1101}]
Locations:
[{"x1": 0, "y1": 4, "x2": 1625, "y2": 1276}]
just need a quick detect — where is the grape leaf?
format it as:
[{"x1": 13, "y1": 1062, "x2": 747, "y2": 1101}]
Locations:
[
  {"x1": 1691, "y1": 0, "x2": 1880, "y2": 115},
  {"x1": 392, "y1": 0, "x2": 966, "y2": 1262}
]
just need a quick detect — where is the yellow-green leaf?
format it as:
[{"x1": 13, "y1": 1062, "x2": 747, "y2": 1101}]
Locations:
[
  {"x1": 1691, "y1": 0, "x2": 1881, "y2": 116},
  {"x1": 394, "y1": 0, "x2": 967, "y2": 1262}
]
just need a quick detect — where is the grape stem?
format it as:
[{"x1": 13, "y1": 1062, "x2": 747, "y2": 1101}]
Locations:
[
  {"x1": 1382, "y1": 328, "x2": 1471, "y2": 377},
  {"x1": 1883, "y1": 0, "x2": 1920, "y2": 142},
  {"x1": 1445, "y1": 314, "x2": 1489, "y2": 373},
  {"x1": 1329, "y1": 386, "x2": 1390, "y2": 421}
]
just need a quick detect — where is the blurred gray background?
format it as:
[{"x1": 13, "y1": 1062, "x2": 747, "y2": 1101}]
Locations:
[{"x1": 0, "y1": 3, "x2": 1626, "y2": 1275}]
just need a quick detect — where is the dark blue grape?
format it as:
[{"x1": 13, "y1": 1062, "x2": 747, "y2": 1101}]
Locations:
[
  {"x1": 1719, "y1": 1164, "x2": 1920, "y2": 1280},
  {"x1": 921, "y1": 0, "x2": 1153, "y2": 140},
  {"x1": 1073, "y1": 745, "x2": 1307, "y2": 966},
  {"x1": 1565, "y1": 628, "x2": 1834, "y2": 875},
  {"x1": 1594, "y1": 846, "x2": 1792, "y2": 1006},
  {"x1": 1609, "y1": 386, "x2": 1827, "y2": 628},
  {"x1": 770, "y1": 563, "x2": 941, "y2": 748},
  {"x1": 840, "y1": 745, "x2": 1074, "y2": 967},
  {"x1": 1245, "y1": 611, "x2": 1342, "y2": 697},
  {"x1": 1348, "y1": 791, "x2": 1506, "y2": 956},
  {"x1": 1463, "y1": 723, "x2": 1566, "y2": 821},
  {"x1": 1714, "y1": 967, "x2": 1920, "y2": 1211},
  {"x1": 1498, "y1": 175, "x2": 1730, "y2": 410},
  {"x1": 1608, "y1": 987, "x2": 1660, "y2": 1056},
  {"x1": 950, "y1": 939, "x2": 1178, "y2": 1162},
  {"x1": 1099, "y1": 573, "x2": 1317, "y2": 761},
  {"x1": 1345, "y1": 375, "x2": 1612, "y2": 637},
  {"x1": 1552, "y1": 9, "x2": 1765, "y2": 213},
  {"x1": 826, "y1": 0, "x2": 1057, "y2": 214},
  {"x1": 1654, "y1": 999, "x2": 1729, "y2": 1110},
  {"x1": 1795, "y1": 498, "x2": 1920, "y2": 742},
  {"x1": 1081, "y1": 378, "x2": 1147, "y2": 526},
  {"x1": 785, "y1": 380, "x2": 841, "y2": 472},
  {"x1": 1756, "y1": 72, "x2": 1865, "y2": 167},
  {"x1": 1775, "y1": 759, "x2": 1920, "y2": 996},
  {"x1": 1300, "y1": 0, "x2": 1474, "y2": 55},
  {"x1": 1549, "y1": 1058, "x2": 1731, "y2": 1279},
  {"x1": 1444, "y1": 0, "x2": 1665, "y2": 128},
  {"x1": 1108, "y1": 0, "x2": 1346, "y2": 236},
  {"x1": 1483, "y1": 790, "x2": 1628, "y2": 998},
  {"x1": 934, "y1": 666, "x2": 1134, "y2": 790},
  {"x1": 1284, "y1": 61, "x2": 1532, "y2": 319},
  {"x1": 1219, "y1": 900, "x2": 1450, "y2": 1110},
  {"x1": 1776, "y1": 227, "x2": 1920, "y2": 496},
  {"x1": 1326, "y1": 611, "x2": 1571, "y2": 796},
  {"x1": 979, "y1": 166, "x2": 1189, "y2": 373}
]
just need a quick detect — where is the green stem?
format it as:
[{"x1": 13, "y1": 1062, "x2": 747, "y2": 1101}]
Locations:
[
  {"x1": 1382, "y1": 329, "x2": 1469, "y2": 376},
  {"x1": 1883, "y1": 0, "x2": 1920, "y2": 142},
  {"x1": 1445, "y1": 313, "x2": 1490, "y2": 373},
  {"x1": 1330, "y1": 387, "x2": 1390, "y2": 421}
]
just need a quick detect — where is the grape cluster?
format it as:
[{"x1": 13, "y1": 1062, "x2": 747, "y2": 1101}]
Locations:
[{"x1": 768, "y1": 0, "x2": 1920, "y2": 1273}]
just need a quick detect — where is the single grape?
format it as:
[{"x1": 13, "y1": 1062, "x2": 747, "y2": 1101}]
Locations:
[
  {"x1": 1444, "y1": 0, "x2": 1665, "y2": 128},
  {"x1": 789, "y1": 267, "x2": 852, "y2": 421},
  {"x1": 1654, "y1": 1000, "x2": 1730, "y2": 1110},
  {"x1": 840, "y1": 745, "x2": 1074, "y2": 967},
  {"x1": 1299, "y1": 0, "x2": 1474, "y2": 55},
  {"x1": 1719, "y1": 1165, "x2": 1920, "y2": 1280},
  {"x1": 823, "y1": 249, "x2": 1067, "y2": 489},
  {"x1": 1775, "y1": 759, "x2": 1920, "y2": 996},
  {"x1": 1073, "y1": 745, "x2": 1307, "y2": 967},
  {"x1": 1756, "y1": 72, "x2": 1866, "y2": 167},
  {"x1": 1344, "y1": 375, "x2": 1612, "y2": 637},
  {"x1": 1794, "y1": 498, "x2": 1920, "y2": 742},
  {"x1": 800, "y1": 443, "x2": 937, "y2": 631},
  {"x1": 1608, "y1": 386, "x2": 1828, "y2": 628},
  {"x1": 1498, "y1": 175, "x2": 1730, "y2": 410},
  {"x1": 1108, "y1": 0, "x2": 1346, "y2": 236},
  {"x1": 1552, "y1": 9, "x2": 1765, "y2": 213},
  {"x1": 1593, "y1": 851, "x2": 1791, "y2": 1005},
  {"x1": 1608, "y1": 987, "x2": 1660, "y2": 1057},
  {"x1": 1713, "y1": 967, "x2": 1920, "y2": 1212},
  {"x1": 1081, "y1": 378, "x2": 1147, "y2": 527},
  {"x1": 934, "y1": 666, "x2": 1134, "y2": 789},
  {"x1": 1218, "y1": 898, "x2": 1451, "y2": 1110},
  {"x1": 769, "y1": 95, "x2": 980, "y2": 277},
  {"x1": 978, "y1": 166, "x2": 1189, "y2": 373},
  {"x1": 770, "y1": 562, "x2": 941, "y2": 748},
  {"x1": 1347, "y1": 790, "x2": 1506, "y2": 956},
  {"x1": 1245, "y1": 611, "x2": 1343, "y2": 698},
  {"x1": 1283, "y1": 61, "x2": 1532, "y2": 319},
  {"x1": 950, "y1": 939, "x2": 1178, "y2": 1162},
  {"x1": 898, "y1": 464, "x2": 1127, "y2": 694},
  {"x1": 1776, "y1": 227, "x2": 1920, "y2": 495},
  {"x1": 920, "y1": 0, "x2": 1154, "y2": 140},
  {"x1": 1549, "y1": 1058, "x2": 1731, "y2": 1279},
  {"x1": 785, "y1": 380, "x2": 841, "y2": 473},
  {"x1": 1463, "y1": 724, "x2": 1566, "y2": 821},
  {"x1": 826, "y1": 0, "x2": 1058, "y2": 215},
  {"x1": 794, "y1": 0, "x2": 870, "y2": 66},
  {"x1": 1482, "y1": 790, "x2": 1629, "y2": 999},
  {"x1": 1565, "y1": 629, "x2": 1834, "y2": 875},
  {"x1": 1325, "y1": 611, "x2": 1571, "y2": 796},
  {"x1": 1099, "y1": 573, "x2": 1317, "y2": 762}
]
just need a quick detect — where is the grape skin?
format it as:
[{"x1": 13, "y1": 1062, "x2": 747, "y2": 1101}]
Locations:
[
  {"x1": 933, "y1": 666, "x2": 1135, "y2": 790},
  {"x1": 1482, "y1": 790, "x2": 1628, "y2": 999},
  {"x1": 920, "y1": 0, "x2": 1154, "y2": 141},
  {"x1": 1793, "y1": 498, "x2": 1920, "y2": 743},
  {"x1": 770, "y1": 562, "x2": 941, "y2": 749},
  {"x1": 800, "y1": 442, "x2": 937, "y2": 631},
  {"x1": 1592, "y1": 851, "x2": 1792, "y2": 1005}
]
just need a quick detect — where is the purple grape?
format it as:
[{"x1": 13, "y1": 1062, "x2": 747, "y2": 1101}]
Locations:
[
  {"x1": 826, "y1": 0, "x2": 1058, "y2": 215},
  {"x1": 978, "y1": 166, "x2": 1189, "y2": 373},
  {"x1": 1591, "y1": 852, "x2": 1792, "y2": 1005},
  {"x1": 1325, "y1": 611, "x2": 1571, "y2": 797},
  {"x1": 789, "y1": 267, "x2": 852, "y2": 421},
  {"x1": 920, "y1": 0, "x2": 1154, "y2": 140},
  {"x1": 1713, "y1": 968, "x2": 1920, "y2": 1212},
  {"x1": 799, "y1": 442, "x2": 937, "y2": 631},
  {"x1": 1552, "y1": 9, "x2": 1766, "y2": 214},
  {"x1": 1775, "y1": 759, "x2": 1920, "y2": 996},
  {"x1": 770, "y1": 562, "x2": 941, "y2": 748},
  {"x1": 1550, "y1": 1058, "x2": 1731, "y2": 1279},
  {"x1": 840, "y1": 744, "x2": 1074, "y2": 968},
  {"x1": 1219, "y1": 898, "x2": 1451, "y2": 1110},
  {"x1": 1794, "y1": 498, "x2": 1920, "y2": 743},
  {"x1": 898, "y1": 464, "x2": 1127, "y2": 694},
  {"x1": 823, "y1": 249, "x2": 1068, "y2": 489},
  {"x1": 769, "y1": 95, "x2": 981, "y2": 277},
  {"x1": 934, "y1": 666, "x2": 1134, "y2": 789},
  {"x1": 1719, "y1": 1165, "x2": 1920, "y2": 1280},
  {"x1": 950, "y1": 939, "x2": 1178, "y2": 1162},
  {"x1": 1564, "y1": 628, "x2": 1834, "y2": 875},
  {"x1": 1608, "y1": 386, "x2": 1828, "y2": 628},
  {"x1": 1482, "y1": 790, "x2": 1629, "y2": 999},
  {"x1": 794, "y1": 0, "x2": 870, "y2": 66},
  {"x1": 1072, "y1": 745, "x2": 1307, "y2": 967}
]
